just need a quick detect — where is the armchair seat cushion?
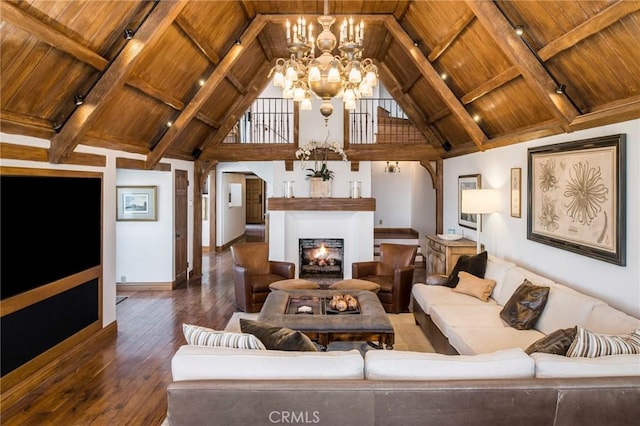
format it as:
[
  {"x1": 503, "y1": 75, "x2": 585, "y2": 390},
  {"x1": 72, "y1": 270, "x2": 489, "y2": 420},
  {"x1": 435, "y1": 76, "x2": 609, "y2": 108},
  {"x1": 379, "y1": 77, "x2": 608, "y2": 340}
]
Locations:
[{"x1": 357, "y1": 275, "x2": 393, "y2": 293}]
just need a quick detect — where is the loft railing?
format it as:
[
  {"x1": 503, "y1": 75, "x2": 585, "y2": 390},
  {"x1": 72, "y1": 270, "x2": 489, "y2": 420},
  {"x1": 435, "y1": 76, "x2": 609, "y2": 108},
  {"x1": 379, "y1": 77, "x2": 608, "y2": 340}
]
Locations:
[
  {"x1": 224, "y1": 97, "x2": 293, "y2": 144},
  {"x1": 349, "y1": 98, "x2": 426, "y2": 145}
]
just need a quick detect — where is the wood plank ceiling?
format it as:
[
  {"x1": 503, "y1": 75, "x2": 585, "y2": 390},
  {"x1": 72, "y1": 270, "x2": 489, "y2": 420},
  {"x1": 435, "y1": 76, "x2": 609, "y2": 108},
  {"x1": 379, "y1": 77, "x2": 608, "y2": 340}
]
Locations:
[{"x1": 1, "y1": 0, "x2": 639, "y2": 168}]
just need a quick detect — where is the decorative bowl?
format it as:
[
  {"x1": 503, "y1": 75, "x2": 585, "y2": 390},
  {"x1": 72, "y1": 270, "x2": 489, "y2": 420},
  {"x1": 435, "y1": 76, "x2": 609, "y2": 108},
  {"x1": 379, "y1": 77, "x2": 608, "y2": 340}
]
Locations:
[{"x1": 437, "y1": 234, "x2": 463, "y2": 241}]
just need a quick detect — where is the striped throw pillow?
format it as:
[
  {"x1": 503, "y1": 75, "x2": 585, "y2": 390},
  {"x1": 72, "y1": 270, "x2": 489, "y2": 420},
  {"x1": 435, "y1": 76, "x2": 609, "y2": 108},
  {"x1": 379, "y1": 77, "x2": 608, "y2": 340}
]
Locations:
[
  {"x1": 182, "y1": 324, "x2": 266, "y2": 350},
  {"x1": 566, "y1": 326, "x2": 640, "y2": 358}
]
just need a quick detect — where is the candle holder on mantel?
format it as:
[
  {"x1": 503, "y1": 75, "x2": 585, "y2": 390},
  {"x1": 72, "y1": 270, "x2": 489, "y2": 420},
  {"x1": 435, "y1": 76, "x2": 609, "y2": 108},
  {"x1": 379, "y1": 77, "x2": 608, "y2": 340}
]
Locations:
[
  {"x1": 349, "y1": 181, "x2": 361, "y2": 198},
  {"x1": 309, "y1": 177, "x2": 332, "y2": 198}
]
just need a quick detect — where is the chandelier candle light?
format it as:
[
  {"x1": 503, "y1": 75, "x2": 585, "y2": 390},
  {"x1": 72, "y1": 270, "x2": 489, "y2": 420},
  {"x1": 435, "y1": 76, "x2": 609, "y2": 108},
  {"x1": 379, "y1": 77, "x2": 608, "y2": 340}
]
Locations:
[{"x1": 270, "y1": 0, "x2": 379, "y2": 123}]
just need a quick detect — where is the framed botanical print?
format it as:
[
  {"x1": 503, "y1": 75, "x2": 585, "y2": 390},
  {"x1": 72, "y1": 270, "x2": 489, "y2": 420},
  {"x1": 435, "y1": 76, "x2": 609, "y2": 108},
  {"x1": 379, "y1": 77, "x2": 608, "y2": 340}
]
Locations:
[
  {"x1": 458, "y1": 174, "x2": 481, "y2": 230},
  {"x1": 527, "y1": 134, "x2": 626, "y2": 265},
  {"x1": 510, "y1": 168, "x2": 522, "y2": 218}
]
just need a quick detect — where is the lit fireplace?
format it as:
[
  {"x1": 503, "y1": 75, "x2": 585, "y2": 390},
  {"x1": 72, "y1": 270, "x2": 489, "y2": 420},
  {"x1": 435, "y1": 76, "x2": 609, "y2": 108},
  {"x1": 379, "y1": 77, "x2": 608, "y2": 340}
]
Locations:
[{"x1": 299, "y1": 238, "x2": 344, "y2": 279}]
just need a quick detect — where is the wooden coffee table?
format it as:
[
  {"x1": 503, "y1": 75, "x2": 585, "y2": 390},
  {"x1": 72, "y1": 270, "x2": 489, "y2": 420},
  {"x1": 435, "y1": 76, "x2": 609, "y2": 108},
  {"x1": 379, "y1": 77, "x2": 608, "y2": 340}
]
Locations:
[{"x1": 258, "y1": 289, "x2": 394, "y2": 350}]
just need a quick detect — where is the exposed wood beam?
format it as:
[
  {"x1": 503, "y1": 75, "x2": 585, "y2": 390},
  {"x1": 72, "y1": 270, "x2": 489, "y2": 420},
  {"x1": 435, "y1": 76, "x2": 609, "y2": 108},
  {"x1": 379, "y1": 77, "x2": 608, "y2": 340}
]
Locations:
[
  {"x1": 226, "y1": 73, "x2": 248, "y2": 95},
  {"x1": 239, "y1": 0, "x2": 256, "y2": 19},
  {"x1": 383, "y1": 16, "x2": 487, "y2": 149},
  {"x1": 256, "y1": 31, "x2": 274, "y2": 62},
  {"x1": 427, "y1": 107, "x2": 450, "y2": 124},
  {"x1": 427, "y1": 9, "x2": 475, "y2": 62},
  {"x1": 127, "y1": 74, "x2": 185, "y2": 110},
  {"x1": 0, "y1": 110, "x2": 53, "y2": 136},
  {"x1": 198, "y1": 62, "x2": 271, "y2": 152},
  {"x1": 174, "y1": 14, "x2": 220, "y2": 65},
  {"x1": 1, "y1": 1, "x2": 108, "y2": 71},
  {"x1": 378, "y1": 63, "x2": 443, "y2": 148},
  {"x1": 82, "y1": 135, "x2": 149, "y2": 155},
  {"x1": 375, "y1": 32, "x2": 394, "y2": 60},
  {"x1": 538, "y1": 1, "x2": 640, "y2": 60},
  {"x1": 199, "y1": 144, "x2": 296, "y2": 162},
  {"x1": 401, "y1": 72, "x2": 422, "y2": 94},
  {"x1": 195, "y1": 113, "x2": 221, "y2": 129},
  {"x1": 460, "y1": 67, "x2": 521, "y2": 105},
  {"x1": 146, "y1": 15, "x2": 268, "y2": 168},
  {"x1": 466, "y1": 1, "x2": 579, "y2": 131},
  {"x1": 0, "y1": 142, "x2": 106, "y2": 167},
  {"x1": 48, "y1": 0, "x2": 189, "y2": 163},
  {"x1": 347, "y1": 143, "x2": 440, "y2": 161},
  {"x1": 393, "y1": 1, "x2": 412, "y2": 21},
  {"x1": 115, "y1": 157, "x2": 171, "y2": 171},
  {"x1": 570, "y1": 95, "x2": 640, "y2": 131}
]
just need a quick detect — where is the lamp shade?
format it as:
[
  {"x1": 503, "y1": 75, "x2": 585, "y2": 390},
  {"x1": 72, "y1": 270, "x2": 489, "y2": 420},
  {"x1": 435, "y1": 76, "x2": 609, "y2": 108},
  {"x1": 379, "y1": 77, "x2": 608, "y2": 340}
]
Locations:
[{"x1": 461, "y1": 189, "x2": 500, "y2": 214}]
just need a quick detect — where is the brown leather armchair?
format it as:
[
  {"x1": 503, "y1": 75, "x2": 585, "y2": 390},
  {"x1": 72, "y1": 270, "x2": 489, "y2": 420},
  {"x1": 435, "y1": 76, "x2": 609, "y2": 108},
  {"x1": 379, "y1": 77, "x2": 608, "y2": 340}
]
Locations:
[
  {"x1": 352, "y1": 243, "x2": 417, "y2": 313},
  {"x1": 230, "y1": 242, "x2": 295, "y2": 313}
]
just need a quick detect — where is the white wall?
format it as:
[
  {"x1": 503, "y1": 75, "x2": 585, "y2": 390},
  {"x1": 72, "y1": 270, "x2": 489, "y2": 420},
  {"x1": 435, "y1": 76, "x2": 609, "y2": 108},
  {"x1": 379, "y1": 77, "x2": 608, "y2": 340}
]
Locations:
[{"x1": 443, "y1": 119, "x2": 640, "y2": 317}]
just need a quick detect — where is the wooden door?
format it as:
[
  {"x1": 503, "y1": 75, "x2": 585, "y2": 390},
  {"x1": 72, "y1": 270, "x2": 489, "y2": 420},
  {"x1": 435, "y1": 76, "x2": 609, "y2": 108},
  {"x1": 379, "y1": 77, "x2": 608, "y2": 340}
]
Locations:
[
  {"x1": 174, "y1": 170, "x2": 188, "y2": 287},
  {"x1": 245, "y1": 178, "x2": 264, "y2": 224}
]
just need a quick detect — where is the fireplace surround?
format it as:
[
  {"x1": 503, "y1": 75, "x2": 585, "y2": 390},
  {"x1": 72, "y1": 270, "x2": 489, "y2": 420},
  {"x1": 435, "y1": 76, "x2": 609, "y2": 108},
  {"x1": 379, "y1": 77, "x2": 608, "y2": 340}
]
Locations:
[{"x1": 299, "y1": 238, "x2": 344, "y2": 279}]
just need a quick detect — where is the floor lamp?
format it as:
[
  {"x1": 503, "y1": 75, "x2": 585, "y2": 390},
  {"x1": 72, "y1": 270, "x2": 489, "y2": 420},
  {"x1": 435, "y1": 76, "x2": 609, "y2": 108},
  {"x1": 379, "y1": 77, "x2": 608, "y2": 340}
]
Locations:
[{"x1": 461, "y1": 189, "x2": 500, "y2": 254}]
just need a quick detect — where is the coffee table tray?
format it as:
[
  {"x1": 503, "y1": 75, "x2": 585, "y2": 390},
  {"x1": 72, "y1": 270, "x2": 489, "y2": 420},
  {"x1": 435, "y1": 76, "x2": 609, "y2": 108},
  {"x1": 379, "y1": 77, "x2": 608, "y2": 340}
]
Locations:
[{"x1": 286, "y1": 296, "x2": 325, "y2": 315}]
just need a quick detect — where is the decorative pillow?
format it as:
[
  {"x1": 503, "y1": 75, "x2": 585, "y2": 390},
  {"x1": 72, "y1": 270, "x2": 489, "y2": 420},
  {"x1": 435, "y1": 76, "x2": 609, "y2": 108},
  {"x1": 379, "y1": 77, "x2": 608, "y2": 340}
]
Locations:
[
  {"x1": 451, "y1": 271, "x2": 496, "y2": 302},
  {"x1": 240, "y1": 319, "x2": 318, "y2": 352},
  {"x1": 269, "y1": 279, "x2": 320, "y2": 290},
  {"x1": 445, "y1": 251, "x2": 488, "y2": 288},
  {"x1": 525, "y1": 327, "x2": 577, "y2": 355},
  {"x1": 182, "y1": 323, "x2": 266, "y2": 350},
  {"x1": 329, "y1": 279, "x2": 381, "y2": 293},
  {"x1": 566, "y1": 326, "x2": 640, "y2": 358},
  {"x1": 499, "y1": 279, "x2": 550, "y2": 330}
]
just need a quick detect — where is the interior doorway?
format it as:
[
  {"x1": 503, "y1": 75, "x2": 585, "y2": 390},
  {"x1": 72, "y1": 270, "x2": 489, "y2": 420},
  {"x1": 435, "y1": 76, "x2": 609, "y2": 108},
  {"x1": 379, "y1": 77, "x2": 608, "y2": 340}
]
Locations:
[{"x1": 245, "y1": 177, "x2": 264, "y2": 224}]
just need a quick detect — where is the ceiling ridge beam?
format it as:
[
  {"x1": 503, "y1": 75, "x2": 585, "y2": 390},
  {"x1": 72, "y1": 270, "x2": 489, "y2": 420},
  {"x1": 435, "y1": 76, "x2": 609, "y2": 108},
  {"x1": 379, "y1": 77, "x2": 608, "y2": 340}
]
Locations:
[
  {"x1": 382, "y1": 15, "x2": 487, "y2": 149},
  {"x1": 1, "y1": 1, "x2": 108, "y2": 71},
  {"x1": 264, "y1": 14, "x2": 388, "y2": 24},
  {"x1": 174, "y1": 14, "x2": 221, "y2": 65},
  {"x1": 145, "y1": 15, "x2": 268, "y2": 168},
  {"x1": 466, "y1": 1, "x2": 579, "y2": 131},
  {"x1": 428, "y1": 9, "x2": 475, "y2": 62},
  {"x1": 538, "y1": 1, "x2": 640, "y2": 60},
  {"x1": 48, "y1": 0, "x2": 189, "y2": 163},
  {"x1": 127, "y1": 74, "x2": 186, "y2": 110}
]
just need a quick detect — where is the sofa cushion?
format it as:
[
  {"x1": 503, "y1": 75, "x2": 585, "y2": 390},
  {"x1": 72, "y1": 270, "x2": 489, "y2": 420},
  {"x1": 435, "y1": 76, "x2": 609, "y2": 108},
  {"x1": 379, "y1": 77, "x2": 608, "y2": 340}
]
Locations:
[
  {"x1": 525, "y1": 327, "x2": 577, "y2": 355},
  {"x1": 240, "y1": 319, "x2": 317, "y2": 352},
  {"x1": 485, "y1": 255, "x2": 516, "y2": 298},
  {"x1": 430, "y1": 304, "x2": 505, "y2": 337},
  {"x1": 496, "y1": 267, "x2": 555, "y2": 307},
  {"x1": 452, "y1": 271, "x2": 496, "y2": 302},
  {"x1": 182, "y1": 324, "x2": 266, "y2": 350},
  {"x1": 566, "y1": 327, "x2": 640, "y2": 357},
  {"x1": 171, "y1": 346, "x2": 365, "y2": 381},
  {"x1": 364, "y1": 348, "x2": 534, "y2": 380},
  {"x1": 412, "y1": 284, "x2": 497, "y2": 316},
  {"x1": 584, "y1": 304, "x2": 640, "y2": 335},
  {"x1": 499, "y1": 280, "x2": 550, "y2": 330},
  {"x1": 531, "y1": 352, "x2": 640, "y2": 378},
  {"x1": 445, "y1": 251, "x2": 488, "y2": 288},
  {"x1": 447, "y1": 326, "x2": 544, "y2": 355},
  {"x1": 534, "y1": 283, "x2": 601, "y2": 334}
]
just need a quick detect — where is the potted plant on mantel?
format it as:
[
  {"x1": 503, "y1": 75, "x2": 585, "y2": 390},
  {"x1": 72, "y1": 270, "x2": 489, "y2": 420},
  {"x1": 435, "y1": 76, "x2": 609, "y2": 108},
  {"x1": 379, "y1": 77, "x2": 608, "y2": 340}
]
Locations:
[{"x1": 295, "y1": 139, "x2": 348, "y2": 198}]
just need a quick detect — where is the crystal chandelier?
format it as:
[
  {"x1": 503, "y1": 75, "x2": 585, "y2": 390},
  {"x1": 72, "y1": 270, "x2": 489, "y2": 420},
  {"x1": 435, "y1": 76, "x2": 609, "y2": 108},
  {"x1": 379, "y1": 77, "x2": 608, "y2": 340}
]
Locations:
[{"x1": 269, "y1": 0, "x2": 379, "y2": 122}]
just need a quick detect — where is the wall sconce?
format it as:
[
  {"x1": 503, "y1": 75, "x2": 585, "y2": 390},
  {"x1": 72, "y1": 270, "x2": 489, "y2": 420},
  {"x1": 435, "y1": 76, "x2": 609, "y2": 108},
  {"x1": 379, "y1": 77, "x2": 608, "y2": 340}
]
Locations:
[{"x1": 384, "y1": 161, "x2": 400, "y2": 173}]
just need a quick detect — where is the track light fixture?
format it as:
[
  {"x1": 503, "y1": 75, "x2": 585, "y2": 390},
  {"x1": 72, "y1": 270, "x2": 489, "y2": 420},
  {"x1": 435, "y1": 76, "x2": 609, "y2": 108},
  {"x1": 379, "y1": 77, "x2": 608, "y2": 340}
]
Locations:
[
  {"x1": 52, "y1": 122, "x2": 62, "y2": 132},
  {"x1": 124, "y1": 28, "x2": 134, "y2": 40},
  {"x1": 555, "y1": 84, "x2": 566, "y2": 94},
  {"x1": 413, "y1": 39, "x2": 420, "y2": 47},
  {"x1": 234, "y1": 39, "x2": 242, "y2": 45},
  {"x1": 73, "y1": 94, "x2": 84, "y2": 106},
  {"x1": 441, "y1": 141, "x2": 452, "y2": 152}
]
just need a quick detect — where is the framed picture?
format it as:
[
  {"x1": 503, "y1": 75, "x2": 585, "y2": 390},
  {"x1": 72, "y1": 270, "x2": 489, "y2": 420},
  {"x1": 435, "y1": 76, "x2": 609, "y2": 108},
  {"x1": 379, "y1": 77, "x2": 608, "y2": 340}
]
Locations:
[
  {"x1": 117, "y1": 186, "x2": 157, "y2": 221},
  {"x1": 527, "y1": 134, "x2": 626, "y2": 265},
  {"x1": 458, "y1": 174, "x2": 481, "y2": 230},
  {"x1": 510, "y1": 168, "x2": 522, "y2": 218}
]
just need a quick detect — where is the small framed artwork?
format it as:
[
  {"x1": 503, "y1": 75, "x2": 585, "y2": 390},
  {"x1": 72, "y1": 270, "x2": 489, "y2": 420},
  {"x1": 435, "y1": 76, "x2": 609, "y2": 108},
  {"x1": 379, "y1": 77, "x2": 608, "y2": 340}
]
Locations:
[
  {"x1": 458, "y1": 174, "x2": 481, "y2": 230},
  {"x1": 528, "y1": 134, "x2": 626, "y2": 265},
  {"x1": 510, "y1": 168, "x2": 522, "y2": 218},
  {"x1": 117, "y1": 186, "x2": 157, "y2": 221}
]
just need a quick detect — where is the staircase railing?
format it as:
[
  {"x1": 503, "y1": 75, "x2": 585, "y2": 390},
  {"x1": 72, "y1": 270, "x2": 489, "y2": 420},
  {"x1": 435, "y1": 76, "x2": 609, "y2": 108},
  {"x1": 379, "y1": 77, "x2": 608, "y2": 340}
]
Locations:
[
  {"x1": 229, "y1": 98, "x2": 293, "y2": 144},
  {"x1": 349, "y1": 98, "x2": 425, "y2": 145}
]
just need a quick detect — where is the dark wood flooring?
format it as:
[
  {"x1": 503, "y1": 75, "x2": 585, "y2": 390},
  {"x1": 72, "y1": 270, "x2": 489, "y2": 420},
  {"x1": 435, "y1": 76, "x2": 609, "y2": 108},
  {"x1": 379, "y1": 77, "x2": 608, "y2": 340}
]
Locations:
[{"x1": 1, "y1": 225, "x2": 425, "y2": 425}]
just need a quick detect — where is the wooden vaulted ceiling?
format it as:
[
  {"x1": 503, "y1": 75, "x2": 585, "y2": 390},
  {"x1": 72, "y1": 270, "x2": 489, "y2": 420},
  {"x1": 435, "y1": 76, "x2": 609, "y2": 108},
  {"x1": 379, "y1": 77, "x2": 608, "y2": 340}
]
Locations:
[{"x1": 1, "y1": 0, "x2": 639, "y2": 169}]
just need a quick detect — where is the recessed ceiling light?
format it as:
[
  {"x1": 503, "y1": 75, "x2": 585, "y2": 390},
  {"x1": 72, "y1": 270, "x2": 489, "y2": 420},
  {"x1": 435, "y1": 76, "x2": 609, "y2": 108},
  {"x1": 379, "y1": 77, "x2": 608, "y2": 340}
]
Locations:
[
  {"x1": 440, "y1": 73, "x2": 448, "y2": 81},
  {"x1": 555, "y1": 84, "x2": 566, "y2": 94},
  {"x1": 515, "y1": 25, "x2": 524, "y2": 36},
  {"x1": 413, "y1": 39, "x2": 420, "y2": 47},
  {"x1": 198, "y1": 79, "x2": 206, "y2": 87},
  {"x1": 123, "y1": 28, "x2": 134, "y2": 40},
  {"x1": 473, "y1": 114, "x2": 481, "y2": 122},
  {"x1": 166, "y1": 121, "x2": 173, "y2": 128}
]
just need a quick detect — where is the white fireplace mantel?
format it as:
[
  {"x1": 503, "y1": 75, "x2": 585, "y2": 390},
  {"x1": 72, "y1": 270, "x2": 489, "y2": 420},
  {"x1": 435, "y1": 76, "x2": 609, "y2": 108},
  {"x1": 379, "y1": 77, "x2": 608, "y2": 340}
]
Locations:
[{"x1": 268, "y1": 198, "x2": 375, "y2": 279}]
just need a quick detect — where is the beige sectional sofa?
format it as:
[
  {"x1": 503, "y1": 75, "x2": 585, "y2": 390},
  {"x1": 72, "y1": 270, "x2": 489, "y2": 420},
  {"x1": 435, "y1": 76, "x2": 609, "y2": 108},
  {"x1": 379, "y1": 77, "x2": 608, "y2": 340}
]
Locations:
[
  {"x1": 412, "y1": 255, "x2": 640, "y2": 378},
  {"x1": 165, "y1": 254, "x2": 640, "y2": 425}
]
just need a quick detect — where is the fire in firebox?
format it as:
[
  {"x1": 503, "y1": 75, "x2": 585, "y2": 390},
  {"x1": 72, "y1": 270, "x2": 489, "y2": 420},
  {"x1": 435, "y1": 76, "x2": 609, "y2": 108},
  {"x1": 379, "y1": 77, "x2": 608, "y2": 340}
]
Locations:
[{"x1": 299, "y1": 238, "x2": 344, "y2": 279}]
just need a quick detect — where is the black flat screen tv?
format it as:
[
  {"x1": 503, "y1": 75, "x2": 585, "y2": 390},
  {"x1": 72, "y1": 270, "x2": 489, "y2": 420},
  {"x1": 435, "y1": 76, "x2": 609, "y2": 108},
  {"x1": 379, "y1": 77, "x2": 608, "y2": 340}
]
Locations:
[{"x1": 1, "y1": 174, "x2": 102, "y2": 299}]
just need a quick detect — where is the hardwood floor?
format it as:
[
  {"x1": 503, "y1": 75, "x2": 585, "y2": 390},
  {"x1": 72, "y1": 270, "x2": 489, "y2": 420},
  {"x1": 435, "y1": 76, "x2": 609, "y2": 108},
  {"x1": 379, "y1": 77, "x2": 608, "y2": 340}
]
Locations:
[{"x1": 1, "y1": 226, "x2": 425, "y2": 425}]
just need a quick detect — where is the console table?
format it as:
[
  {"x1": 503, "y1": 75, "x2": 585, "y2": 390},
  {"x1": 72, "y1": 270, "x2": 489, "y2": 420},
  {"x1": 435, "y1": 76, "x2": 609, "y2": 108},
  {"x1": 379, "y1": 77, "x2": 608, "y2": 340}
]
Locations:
[{"x1": 425, "y1": 235, "x2": 480, "y2": 276}]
